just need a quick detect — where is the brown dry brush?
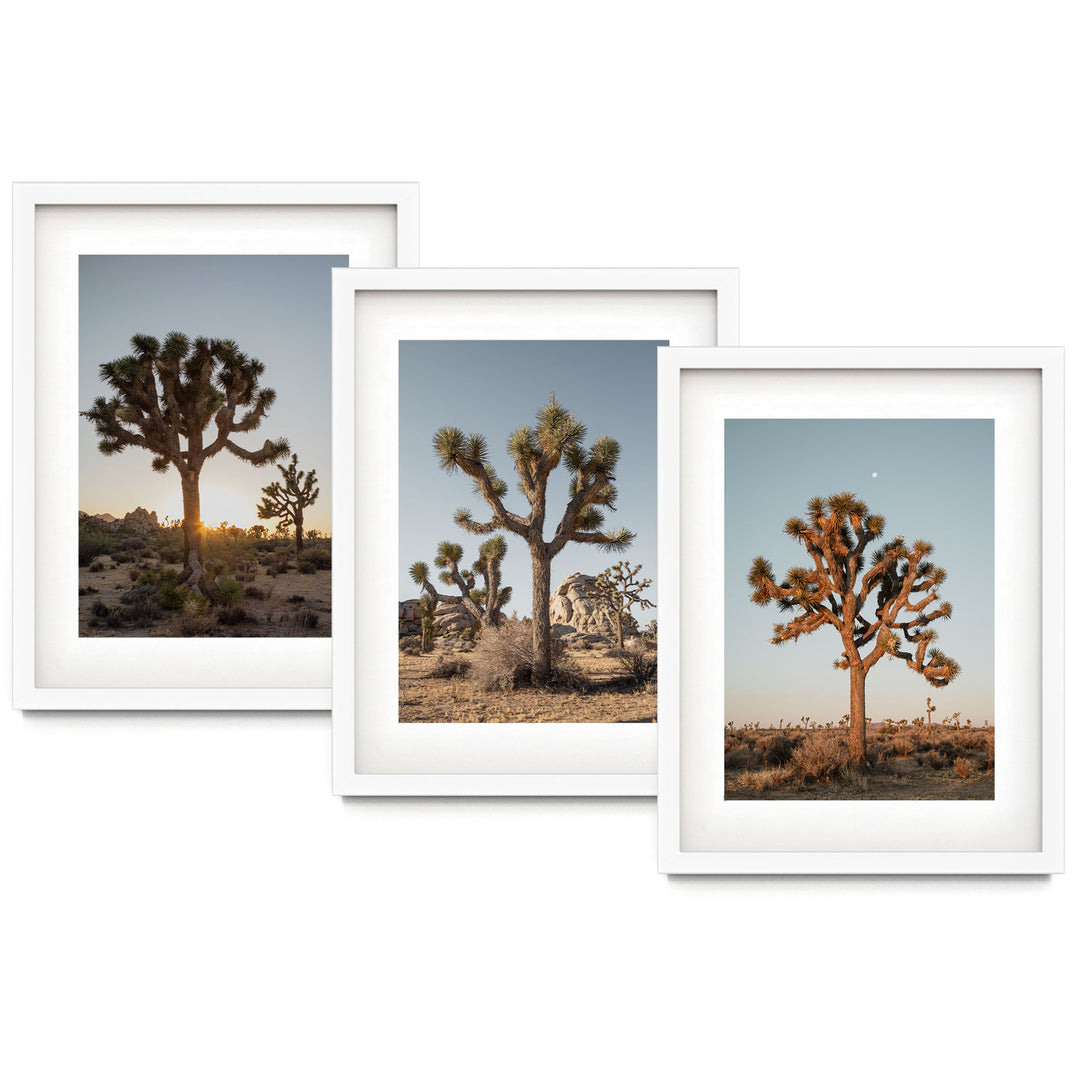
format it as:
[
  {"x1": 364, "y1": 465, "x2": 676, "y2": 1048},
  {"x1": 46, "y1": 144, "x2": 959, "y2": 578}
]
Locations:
[{"x1": 724, "y1": 721, "x2": 994, "y2": 791}]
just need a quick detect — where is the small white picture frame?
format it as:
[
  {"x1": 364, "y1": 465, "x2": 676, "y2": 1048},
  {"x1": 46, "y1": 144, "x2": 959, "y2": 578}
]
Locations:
[
  {"x1": 332, "y1": 268, "x2": 739, "y2": 795},
  {"x1": 657, "y1": 347, "x2": 1064, "y2": 874},
  {"x1": 13, "y1": 182, "x2": 419, "y2": 711}
]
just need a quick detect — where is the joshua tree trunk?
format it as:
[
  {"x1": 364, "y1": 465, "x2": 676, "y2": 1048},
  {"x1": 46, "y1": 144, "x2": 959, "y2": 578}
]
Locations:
[
  {"x1": 614, "y1": 612, "x2": 625, "y2": 650},
  {"x1": 531, "y1": 547, "x2": 552, "y2": 682},
  {"x1": 849, "y1": 662, "x2": 868, "y2": 764},
  {"x1": 180, "y1": 470, "x2": 206, "y2": 591},
  {"x1": 294, "y1": 508, "x2": 304, "y2": 558}
]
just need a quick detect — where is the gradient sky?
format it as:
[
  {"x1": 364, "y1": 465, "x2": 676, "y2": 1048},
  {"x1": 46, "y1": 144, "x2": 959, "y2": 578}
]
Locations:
[
  {"x1": 79, "y1": 254, "x2": 345, "y2": 533},
  {"x1": 726, "y1": 418, "x2": 994, "y2": 727},
  {"x1": 399, "y1": 341, "x2": 662, "y2": 616}
]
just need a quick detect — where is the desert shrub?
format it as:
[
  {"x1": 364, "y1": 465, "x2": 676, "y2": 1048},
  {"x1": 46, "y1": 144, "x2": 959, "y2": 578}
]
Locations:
[
  {"x1": 615, "y1": 642, "x2": 658, "y2": 686},
  {"x1": 104, "y1": 606, "x2": 124, "y2": 628},
  {"x1": 925, "y1": 749, "x2": 946, "y2": 770},
  {"x1": 892, "y1": 733, "x2": 915, "y2": 758},
  {"x1": 90, "y1": 599, "x2": 110, "y2": 618},
  {"x1": 285, "y1": 608, "x2": 320, "y2": 633},
  {"x1": 128, "y1": 567, "x2": 140, "y2": 582},
  {"x1": 427, "y1": 658, "x2": 472, "y2": 679},
  {"x1": 217, "y1": 606, "x2": 250, "y2": 626},
  {"x1": 88, "y1": 561, "x2": 105, "y2": 573},
  {"x1": 725, "y1": 745, "x2": 763, "y2": 772},
  {"x1": 762, "y1": 734, "x2": 796, "y2": 766},
  {"x1": 157, "y1": 570, "x2": 183, "y2": 611},
  {"x1": 298, "y1": 560, "x2": 317, "y2": 574},
  {"x1": 287, "y1": 594, "x2": 306, "y2": 605},
  {"x1": 178, "y1": 613, "x2": 213, "y2": 636},
  {"x1": 731, "y1": 766, "x2": 787, "y2": 792},
  {"x1": 303, "y1": 548, "x2": 332, "y2": 570},
  {"x1": 468, "y1": 619, "x2": 584, "y2": 691},
  {"x1": 78, "y1": 526, "x2": 115, "y2": 566},
  {"x1": 127, "y1": 596, "x2": 159, "y2": 626},
  {"x1": 244, "y1": 586, "x2": 266, "y2": 600},
  {"x1": 214, "y1": 575, "x2": 243, "y2": 608},
  {"x1": 789, "y1": 734, "x2": 848, "y2": 785},
  {"x1": 840, "y1": 762, "x2": 870, "y2": 792},
  {"x1": 953, "y1": 756, "x2": 974, "y2": 779}
]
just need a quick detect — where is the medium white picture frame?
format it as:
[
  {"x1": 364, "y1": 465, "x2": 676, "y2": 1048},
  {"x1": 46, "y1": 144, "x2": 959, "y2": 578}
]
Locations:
[
  {"x1": 13, "y1": 182, "x2": 419, "y2": 711},
  {"x1": 657, "y1": 347, "x2": 1064, "y2": 874},
  {"x1": 332, "y1": 268, "x2": 739, "y2": 795}
]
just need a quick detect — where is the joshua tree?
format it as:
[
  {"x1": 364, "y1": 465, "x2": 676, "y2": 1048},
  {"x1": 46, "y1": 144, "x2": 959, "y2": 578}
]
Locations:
[
  {"x1": 434, "y1": 396, "x2": 634, "y2": 682},
  {"x1": 747, "y1": 492, "x2": 961, "y2": 763},
  {"x1": 82, "y1": 332, "x2": 289, "y2": 591},
  {"x1": 925, "y1": 696, "x2": 937, "y2": 731},
  {"x1": 588, "y1": 560, "x2": 655, "y2": 649},
  {"x1": 256, "y1": 453, "x2": 319, "y2": 558},
  {"x1": 418, "y1": 593, "x2": 436, "y2": 653},
  {"x1": 409, "y1": 536, "x2": 512, "y2": 630}
]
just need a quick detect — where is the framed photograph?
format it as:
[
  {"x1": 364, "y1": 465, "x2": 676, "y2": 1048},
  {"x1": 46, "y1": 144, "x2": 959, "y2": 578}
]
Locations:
[
  {"x1": 658, "y1": 347, "x2": 1064, "y2": 873},
  {"x1": 332, "y1": 268, "x2": 739, "y2": 795},
  {"x1": 13, "y1": 182, "x2": 419, "y2": 710}
]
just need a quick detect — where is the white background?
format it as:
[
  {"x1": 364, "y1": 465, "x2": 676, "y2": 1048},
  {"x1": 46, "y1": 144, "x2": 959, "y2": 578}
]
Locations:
[{"x1": 1, "y1": 3, "x2": 1075, "y2": 1077}]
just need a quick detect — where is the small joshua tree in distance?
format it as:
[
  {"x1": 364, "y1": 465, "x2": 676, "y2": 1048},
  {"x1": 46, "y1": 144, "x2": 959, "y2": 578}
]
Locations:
[
  {"x1": 409, "y1": 536, "x2": 513, "y2": 630},
  {"x1": 588, "y1": 561, "x2": 655, "y2": 650},
  {"x1": 256, "y1": 453, "x2": 319, "y2": 558},
  {"x1": 748, "y1": 492, "x2": 960, "y2": 764},
  {"x1": 82, "y1": 332, "x2": 289, "y2": 591},
  {"x1": 433, "y1": 395, "x2": 633, "y2": 683}
]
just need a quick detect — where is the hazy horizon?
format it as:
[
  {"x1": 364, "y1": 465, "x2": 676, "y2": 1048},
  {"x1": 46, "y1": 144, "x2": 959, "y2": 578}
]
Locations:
[
  {"x1": 726, "y1": 418, "x2": 994, "y2": 728},
  {"x1": 79, "y1": 254, "x2": 344, "y2": 534},
  {"x1": 398, "y1": 340, "x2": 662, "y2": 616}
]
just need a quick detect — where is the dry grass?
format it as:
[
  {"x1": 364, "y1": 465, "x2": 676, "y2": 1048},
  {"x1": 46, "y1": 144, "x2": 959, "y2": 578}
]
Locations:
[
  {"x1": 399, "y1": 645, "x2": 657, "y2": 723},
  {"x1": 725, "y1": 722, "x2": 994, "y2": 800}
]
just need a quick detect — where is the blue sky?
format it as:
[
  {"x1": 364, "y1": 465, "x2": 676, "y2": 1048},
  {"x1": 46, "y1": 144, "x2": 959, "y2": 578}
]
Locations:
[
  {"x1": 79, "y1": 254, "x2": 345, "y2": 533},
  {"x1": 399, "y1": 341, "x2": 662, "y2": 616},
  {"x1": 726, "y1": 418, "x2": 994, "y2": 727}
]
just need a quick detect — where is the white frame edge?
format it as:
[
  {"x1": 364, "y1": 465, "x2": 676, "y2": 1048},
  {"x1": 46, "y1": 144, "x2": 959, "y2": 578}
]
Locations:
[
  {"x1": 331, "y1": 267, "x2": 739, "y2": 796},
  {"x1": 657, "y1": 346, "x2": 1064, "y2": 874},
  {"x1": 12, "y1": 182, "x2": 419, "y2": 711}
]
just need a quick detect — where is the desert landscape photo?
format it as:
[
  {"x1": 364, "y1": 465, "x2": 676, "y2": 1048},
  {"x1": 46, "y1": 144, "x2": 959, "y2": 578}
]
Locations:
[
  {"x1": 726, "y1": 418, "x2": 995, "y2": 800},
  {"x1": 397, "y1": 340, "x2": 661, "y2": 723},
  {"x1": 78, "y1": 255, "x2": 341, "y2": 637}
]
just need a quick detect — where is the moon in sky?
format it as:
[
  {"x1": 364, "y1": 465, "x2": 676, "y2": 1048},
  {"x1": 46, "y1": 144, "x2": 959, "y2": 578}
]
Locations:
[{"x1": 872, "y1": 472, "x2": 878, "y2": 478}]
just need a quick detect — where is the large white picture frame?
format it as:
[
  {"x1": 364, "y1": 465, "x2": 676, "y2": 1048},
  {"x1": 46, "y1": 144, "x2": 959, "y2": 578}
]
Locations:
[
  {"x1": 657, "y1": 347, "x2": 1064, "y2": 873},
  {"x1": 13, "y1": 182, "x2": 419, "y2": 711},
  {"x1": 332, "y1": 268, "x2": 739, "y2": 795}
]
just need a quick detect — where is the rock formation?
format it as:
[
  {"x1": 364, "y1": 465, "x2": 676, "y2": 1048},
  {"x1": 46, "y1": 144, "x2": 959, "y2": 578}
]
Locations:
[
  {"x1": 549, "y1": 572, "x2": 637, "y2": 641},
  {"x1": 398, "y1": 596, "x2": 478, "y2": 637}
]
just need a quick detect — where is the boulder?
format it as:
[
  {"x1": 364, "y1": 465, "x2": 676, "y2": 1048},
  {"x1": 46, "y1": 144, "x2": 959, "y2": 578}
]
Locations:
[
  {"x1": 122, "y1": 507, "x2": 159, "y2": 532},
  {"x1": 549, "y1": 572, "x2": 638, "y2": 641}
]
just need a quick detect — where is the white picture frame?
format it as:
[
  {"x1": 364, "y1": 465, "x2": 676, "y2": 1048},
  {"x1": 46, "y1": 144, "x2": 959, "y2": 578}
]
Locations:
[
  {"x1": 657, "y1": 346, "x2": 1064, "y2": 874},
  {"x1": 13, "y1": 182, "x2": 419, "y2": 711},
  {"x1": 332, "y1": 268, "x2": 739, "y2": 795}
]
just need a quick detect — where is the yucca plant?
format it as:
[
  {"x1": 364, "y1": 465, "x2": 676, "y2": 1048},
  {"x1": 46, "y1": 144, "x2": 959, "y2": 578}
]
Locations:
[
  {"x1": 748, "y1": 492, "x2": 961, "y2": 764},
  {"x1": 81, "y1": 333, "x2": 289, "y2": 593},
  {"x1": 409, "y1": 536, "x2": 512, "y2": 631},
  {"x1": 433, "y1": 394, "x2": 634, "y2": 683},
  {"x1": 214, "y1": 575, "x2": 243, "y2": 609}
]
